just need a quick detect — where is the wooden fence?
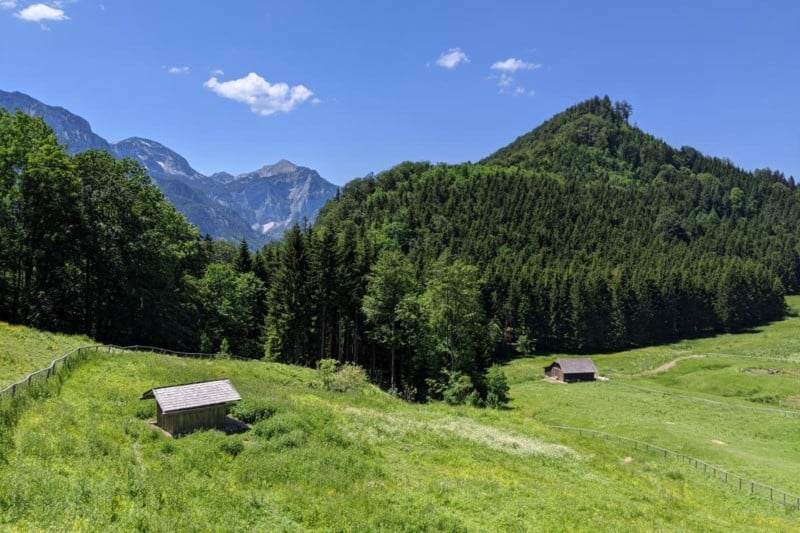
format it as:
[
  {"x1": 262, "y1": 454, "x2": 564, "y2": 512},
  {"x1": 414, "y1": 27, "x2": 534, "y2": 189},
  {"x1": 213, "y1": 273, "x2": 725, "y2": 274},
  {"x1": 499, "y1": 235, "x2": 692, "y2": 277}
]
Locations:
[
  {"x1": 0, "y1": 344, "x2": 252, "y2": 400},
  {"x1": 550, "y1": 425, "x2": 800, "y2": 510}
]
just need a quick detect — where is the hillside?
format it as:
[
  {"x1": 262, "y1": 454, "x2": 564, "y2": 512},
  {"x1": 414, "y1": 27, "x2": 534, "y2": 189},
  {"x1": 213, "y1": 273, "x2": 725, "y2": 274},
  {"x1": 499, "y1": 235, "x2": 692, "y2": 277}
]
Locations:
[
  {"x1": 0, "y1": 322, "x2": 92, "y2": 388},
  {"x1": 2, "y1": 314, "x2": 800, "y2": 530},
  {"x1": 304, "y1": 97, "x2": 796, "y2": 394}
]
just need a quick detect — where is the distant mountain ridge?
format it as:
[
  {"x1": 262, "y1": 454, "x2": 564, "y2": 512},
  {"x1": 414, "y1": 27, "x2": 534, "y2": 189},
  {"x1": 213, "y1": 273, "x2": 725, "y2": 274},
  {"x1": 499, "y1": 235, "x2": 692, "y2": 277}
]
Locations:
[{"x1": 0, "y1": 90, "x2": 339, "y2": 246}]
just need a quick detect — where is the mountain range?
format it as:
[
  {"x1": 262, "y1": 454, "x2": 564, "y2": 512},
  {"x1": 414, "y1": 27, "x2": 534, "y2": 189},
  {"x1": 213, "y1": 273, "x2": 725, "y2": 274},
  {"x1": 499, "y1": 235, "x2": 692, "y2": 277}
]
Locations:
[{"x1": 0, "y1": 90, "x2": 338, "y2": 246}]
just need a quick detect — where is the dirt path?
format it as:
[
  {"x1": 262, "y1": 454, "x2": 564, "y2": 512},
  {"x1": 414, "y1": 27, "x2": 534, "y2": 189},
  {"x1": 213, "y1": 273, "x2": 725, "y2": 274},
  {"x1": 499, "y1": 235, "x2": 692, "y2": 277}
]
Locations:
[
  {"x1": 132, "y1": 442, "x2": 146, "y2": 473},
  {"x1": 640, "y1": 355, "x2": 706, "y2": 376}
]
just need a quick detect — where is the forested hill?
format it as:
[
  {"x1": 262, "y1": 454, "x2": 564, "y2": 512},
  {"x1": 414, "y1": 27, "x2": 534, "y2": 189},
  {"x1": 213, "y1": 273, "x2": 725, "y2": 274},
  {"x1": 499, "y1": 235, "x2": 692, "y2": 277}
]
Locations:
[{"x1": 310, "y1": 96, "x2": 795, "y2": 366}]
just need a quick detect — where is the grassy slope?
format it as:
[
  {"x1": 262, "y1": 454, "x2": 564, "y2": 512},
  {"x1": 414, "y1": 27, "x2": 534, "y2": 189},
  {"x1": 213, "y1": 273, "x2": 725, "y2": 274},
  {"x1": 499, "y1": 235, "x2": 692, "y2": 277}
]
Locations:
[
  {"x1": 2, "y1": 303, "x2": 800, "y2": 530},
  {"x1": 507, "y1": 296, "x2": 800, "y2": 495},
  {"x1": 0, "y1": 321, "x2": 93, "y2": 389}
]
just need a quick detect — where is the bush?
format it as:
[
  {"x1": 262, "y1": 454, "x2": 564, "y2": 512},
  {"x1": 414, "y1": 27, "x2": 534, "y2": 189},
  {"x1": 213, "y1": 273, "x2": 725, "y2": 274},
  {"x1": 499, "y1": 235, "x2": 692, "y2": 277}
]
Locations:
[
  {"x1": 253, "y1": 413, "x2": 306, "y2": 440},
  {"x1": 317, "y1": 360, "x2": 368, "y2": 392},
  {"x1": 216, "y1": 338, "x2": 231, "y2": 360},
  {"x1": 484, "y1": 365, "x2": 510, "y2": 408},
  {"x1": 427, "y1": 370, "x2": 477, "y2": 405},
  {"x1": 220, "y1": 439, "x2": 244, "y2": 457},
  {"x1": 135, "y1": 402, "x2": 155, "y2": 420},
  {"x1": 443, "y1": 373, "x2": 475, "y2": 405},
  {"x1": 272, "y1": 429, "x2": 306, "y2": 450},
  {"x1": 329, "y1": 363, "x2": 369, "y2": 392},
  {"x1": 161, "y1": 442, "x2": 175, "y2": 455},
  {"x1": 316, "y1": 358, "x2": 339, "y2": 389},
  {"x1": 230, "y1": 398, "x2": 278, "y2": 424}
]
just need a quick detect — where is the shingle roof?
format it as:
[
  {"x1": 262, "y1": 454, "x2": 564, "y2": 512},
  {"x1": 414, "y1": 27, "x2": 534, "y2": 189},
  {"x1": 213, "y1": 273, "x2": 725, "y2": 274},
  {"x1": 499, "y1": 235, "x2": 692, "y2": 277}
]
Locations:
[
  {"x1": 140, "y1": 379, "x2": 241, "y2": 413},
  {"x1": 554, "y1": 358, "x2": 598, "y2": 374}
]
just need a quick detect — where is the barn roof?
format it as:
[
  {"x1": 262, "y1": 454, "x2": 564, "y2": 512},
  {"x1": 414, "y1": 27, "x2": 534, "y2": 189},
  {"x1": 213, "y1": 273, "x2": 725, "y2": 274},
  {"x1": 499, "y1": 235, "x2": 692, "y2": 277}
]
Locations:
[
  {"x1": 553, "y1": 358, "x2": 598, "y2": 374},
  {"x1": 140, "y1": 379, "x2": 241, "y2": 413}
]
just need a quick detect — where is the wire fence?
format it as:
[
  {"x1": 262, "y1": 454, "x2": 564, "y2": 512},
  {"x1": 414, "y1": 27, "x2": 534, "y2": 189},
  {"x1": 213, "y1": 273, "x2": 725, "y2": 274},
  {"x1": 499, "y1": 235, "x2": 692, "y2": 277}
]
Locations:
[
  {"x1": 550, "y1": 425, "x2": 800, "y2": 510},
  {"x1": 0, "y1": 345, "x2": 101, "y2": 400},
  {"x1": 0, "y1": 344, "x2": 254, "y2": 400}
]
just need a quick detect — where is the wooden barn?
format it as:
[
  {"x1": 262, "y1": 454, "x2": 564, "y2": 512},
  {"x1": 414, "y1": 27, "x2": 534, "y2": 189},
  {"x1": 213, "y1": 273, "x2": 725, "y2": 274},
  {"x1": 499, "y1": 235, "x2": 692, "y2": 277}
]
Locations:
[
  {"x1": 140, "y1": 379, "x2": 241, "y2": 436},
  {"x1": 544, "y1": 358, "x2": 598, "y2": 383}
]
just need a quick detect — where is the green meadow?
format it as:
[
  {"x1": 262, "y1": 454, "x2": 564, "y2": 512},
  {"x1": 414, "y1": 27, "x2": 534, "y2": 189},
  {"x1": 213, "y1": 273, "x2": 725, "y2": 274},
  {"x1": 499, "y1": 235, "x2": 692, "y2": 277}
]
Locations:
[
  {"x1": 0, "y1": 322, "x2": 93, "y2": 389},
  {"x1": 2, "y1": 300, "x2": 800, "y2": 530}
]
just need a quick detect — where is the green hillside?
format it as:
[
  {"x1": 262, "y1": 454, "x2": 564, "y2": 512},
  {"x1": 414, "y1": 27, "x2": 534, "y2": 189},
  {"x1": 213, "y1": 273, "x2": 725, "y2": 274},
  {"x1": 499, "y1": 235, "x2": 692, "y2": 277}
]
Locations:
[
  {"x1": 3, "y1": 308, "x2": 800, "y2": 530},
  {"x1": 0, "y1": 321, "x2": 92, "y2": 389},
  {"x1": 296, "y1": 96, "x2": 797, "y2": 396}
]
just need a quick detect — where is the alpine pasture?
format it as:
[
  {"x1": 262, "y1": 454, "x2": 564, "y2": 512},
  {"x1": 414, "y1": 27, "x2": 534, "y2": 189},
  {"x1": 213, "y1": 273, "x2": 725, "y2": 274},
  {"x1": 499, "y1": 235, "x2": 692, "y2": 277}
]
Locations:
[{"x1": 2, "y1": 301, "x2": 800, "y2": 530}]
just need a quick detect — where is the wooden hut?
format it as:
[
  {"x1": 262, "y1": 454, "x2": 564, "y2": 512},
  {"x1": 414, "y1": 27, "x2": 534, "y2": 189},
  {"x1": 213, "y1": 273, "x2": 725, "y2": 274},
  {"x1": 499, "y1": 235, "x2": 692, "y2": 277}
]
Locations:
[
  {"x1": 140, "y1": 379, "x2": 241, "y2": 436},
  {"x1": 544, "y1": 358, "x2": 598, "y2": 383}
]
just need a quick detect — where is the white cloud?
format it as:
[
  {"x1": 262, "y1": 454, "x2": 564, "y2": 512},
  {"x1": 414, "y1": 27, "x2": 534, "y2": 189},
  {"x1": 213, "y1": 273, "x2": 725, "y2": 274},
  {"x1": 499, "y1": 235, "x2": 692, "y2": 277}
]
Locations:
[
  {"x1": 435, "y1": 48, "x2": 469, "y2": 69},
  {"x1": 211, "y1": 68, "x2": 224, "y2": 77},
  {"x1": 204, "y1": 72, "x2": 315, "y2": 116},
  {"x1": 497, "y1": 74, "x2": 513, "y2": 87},
  {"x1": 490, "y1": 58, "x2": 540, "y2": 73},
  {"x1": 15, "y1": 3, "x2": 69, "y2": 22},
  {"x1": 488, "y1": 57, "x2": 541, "y2": 95},
  {"x1": 168, "y1": 66, "x2": 190, "y2": 74},
  {"x1": 1, "y1": 1, "x2": 18, "y2": 10}
]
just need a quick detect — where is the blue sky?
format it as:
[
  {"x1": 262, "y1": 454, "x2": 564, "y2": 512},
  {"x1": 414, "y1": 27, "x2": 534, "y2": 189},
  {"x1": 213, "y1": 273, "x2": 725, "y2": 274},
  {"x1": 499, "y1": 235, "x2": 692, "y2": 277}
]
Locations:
[{"x1": 1, "y1": 1, "x2": 798, "y2": 185}]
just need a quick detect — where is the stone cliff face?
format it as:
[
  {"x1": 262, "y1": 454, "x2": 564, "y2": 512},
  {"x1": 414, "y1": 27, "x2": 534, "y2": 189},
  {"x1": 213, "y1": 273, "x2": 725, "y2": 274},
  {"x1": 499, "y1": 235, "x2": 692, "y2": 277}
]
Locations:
[{"x1": 215, "y1": 160, "x2": 338, "y2": 238}]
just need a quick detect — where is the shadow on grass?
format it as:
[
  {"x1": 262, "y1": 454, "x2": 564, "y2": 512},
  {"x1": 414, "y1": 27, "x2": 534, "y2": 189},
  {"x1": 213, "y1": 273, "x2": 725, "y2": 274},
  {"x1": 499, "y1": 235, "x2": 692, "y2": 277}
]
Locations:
[{"x1": 148, "y1": 417, "x2": 250, "y2": 438}]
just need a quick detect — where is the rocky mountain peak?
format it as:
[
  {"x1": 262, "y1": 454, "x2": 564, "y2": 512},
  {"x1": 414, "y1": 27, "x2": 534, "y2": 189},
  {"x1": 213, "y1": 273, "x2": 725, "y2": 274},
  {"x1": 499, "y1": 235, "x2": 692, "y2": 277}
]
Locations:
[
  {"x1": 0, "y1": 90, "x2": 111, "y2": 154},
  {"x1": 0, "y1": 89, "x2": 339, "y2": 246},
  {"x1": 253, "y1": 159, "x2": 299, "y2": 178}
]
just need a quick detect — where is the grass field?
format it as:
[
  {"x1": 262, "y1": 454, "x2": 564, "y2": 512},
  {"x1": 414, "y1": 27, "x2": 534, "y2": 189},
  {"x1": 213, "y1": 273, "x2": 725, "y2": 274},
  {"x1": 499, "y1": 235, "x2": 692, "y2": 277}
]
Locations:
[
  {"x1": 0, "y1": 321, "x2": 93, "y2": 389},
  {"x1": 507, "y1": 296, "x2": 800, "y2": 495},
  {"x1": 2, "y1": 302, "x2": 800, "y2": 530}
]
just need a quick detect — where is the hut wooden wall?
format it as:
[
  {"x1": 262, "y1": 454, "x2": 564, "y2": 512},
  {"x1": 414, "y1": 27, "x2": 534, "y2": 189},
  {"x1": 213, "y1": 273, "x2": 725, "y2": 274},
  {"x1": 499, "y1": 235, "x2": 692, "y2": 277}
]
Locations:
[
  {"x1": 563, "y1": 372, "x2": 595, "y2": 383},
  {"x1": 161, "y1": 405, "x2": 227, "y2": 435}
]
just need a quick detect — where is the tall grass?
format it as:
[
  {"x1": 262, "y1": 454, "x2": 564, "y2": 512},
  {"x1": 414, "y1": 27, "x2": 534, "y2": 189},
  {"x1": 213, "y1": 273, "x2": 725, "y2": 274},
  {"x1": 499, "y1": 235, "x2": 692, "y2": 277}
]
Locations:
[
  {"x1": 3, "y1": 300, "x2": 800, "y2": 529},
  {"x1": 0, "y1": 321, "x2": 92, "y2": 388},
  {"x1": 1, "y1": 350, "x2": 798, "y2": 530}
]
